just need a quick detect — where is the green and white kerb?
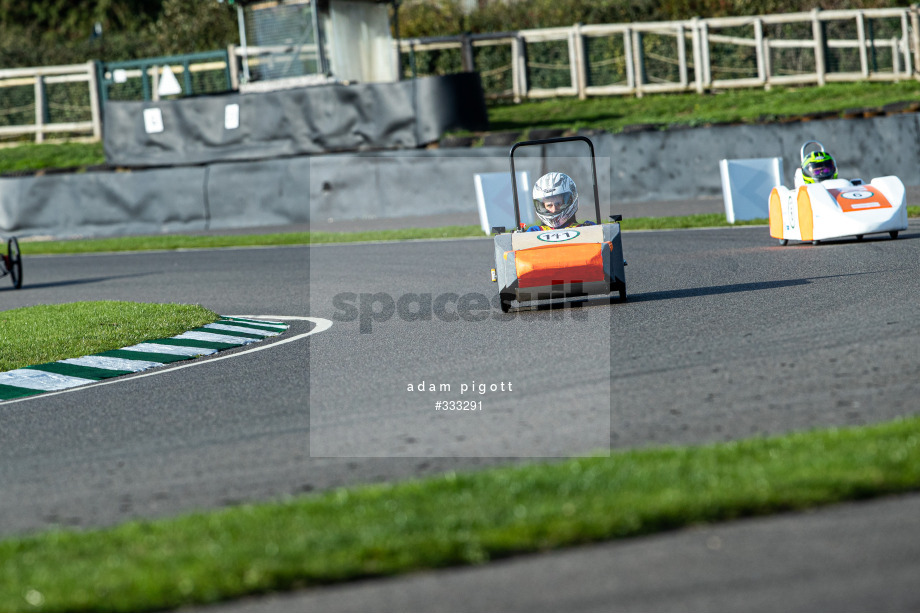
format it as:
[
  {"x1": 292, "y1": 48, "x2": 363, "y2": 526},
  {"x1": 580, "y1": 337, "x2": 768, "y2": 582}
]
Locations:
[{"x1": 0, "y1": 317, "x2": 288, "y2": 402}]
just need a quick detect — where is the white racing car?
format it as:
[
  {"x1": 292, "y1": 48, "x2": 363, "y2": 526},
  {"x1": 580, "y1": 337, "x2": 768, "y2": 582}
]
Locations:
[{"x1": 769, "y1": 141, "x2": 908, "y2": 245}]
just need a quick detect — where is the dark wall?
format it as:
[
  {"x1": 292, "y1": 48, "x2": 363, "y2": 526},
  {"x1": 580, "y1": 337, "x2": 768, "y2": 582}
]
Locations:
[
  {"x1": 4, "y1": 112, "x2": 919, "y2": 239},
  {"x1": 103, "y1": 73, "x2": 489, "y2": 167}
]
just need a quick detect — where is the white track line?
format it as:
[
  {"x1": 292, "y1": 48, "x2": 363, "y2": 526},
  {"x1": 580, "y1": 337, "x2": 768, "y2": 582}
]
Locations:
[{"x1": 0, "y1": 316, "x2": 332, "y2": 406}]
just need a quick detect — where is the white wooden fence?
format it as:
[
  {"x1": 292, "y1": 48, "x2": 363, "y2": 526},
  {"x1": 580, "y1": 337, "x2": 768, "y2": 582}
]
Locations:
[
  {"x1": 0, "y1": 62, "x2": 101, "y2": 143},
  {"x1": 3, "y1": 7, "x2": 920, "y2": 143},
  {"x1": 398, "y1": 7, "x2": 920, "y2": 100}
]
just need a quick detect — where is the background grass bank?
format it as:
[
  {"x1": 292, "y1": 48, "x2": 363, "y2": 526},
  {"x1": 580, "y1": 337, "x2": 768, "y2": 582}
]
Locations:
[
  {"x1": 488, "y1": 81, "x2": 920, "y2": 135},
  {"x1": 3, "y1": 81, "x2": 920, "y2": 174}
]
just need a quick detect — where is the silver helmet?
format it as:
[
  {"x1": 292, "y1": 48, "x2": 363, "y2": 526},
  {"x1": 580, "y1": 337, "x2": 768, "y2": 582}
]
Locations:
[{"x1": 532, "y1": 172, "x2": 578, "y2": 228}]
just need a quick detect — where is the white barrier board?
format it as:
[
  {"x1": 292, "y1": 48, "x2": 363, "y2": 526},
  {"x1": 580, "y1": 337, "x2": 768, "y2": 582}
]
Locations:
[
  {"x1": 474, "y1": 171, "x2": 534, "y2": 234},
  {"x1": 719, "y1": 157, "x2": 783, "y2": 223}
]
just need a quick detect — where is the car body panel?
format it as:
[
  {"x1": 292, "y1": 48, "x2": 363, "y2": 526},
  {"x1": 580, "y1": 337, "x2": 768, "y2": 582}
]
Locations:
[{"x1": 769, "y1": 175, "x2": 907, "y2": 243}]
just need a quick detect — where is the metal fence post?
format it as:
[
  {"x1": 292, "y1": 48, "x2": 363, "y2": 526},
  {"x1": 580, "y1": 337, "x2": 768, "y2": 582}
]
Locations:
[
  {"x1": 677, "y1": 23, "x2": 688, "y2": 88},
  {"x1": 701, "y1": 21, "x2": 711, "y2": 89},
  {"x1": 182, "y1": 60, "x2": 193, "y2": 95},
  {"x1": 237, "y1": 3, "x2": 250, "y2": 83},
  {"x1": 96, "y1": 60, "x2": 109, "y2": 112},
  {"x1": 87, "y1": 60, "x2": 102, "y2": 140},
  {"x1": 900, "y1": 10, "x2": 913, "y2": 77},
  {"x1": 140, "y1": 62, "x2": 151, "y2": 100},
  {"x1": 892, "y1": 37, "x2": 902, "y2": 77},
  {"x1": 763, "y1": 37, "x2": 772, "y2": 88},
  {"x1": 632, "y1": 29, "x2": 645, "y2": 97},
  {"x1": 812, "y1": 8, "x2": 826, "y2": 86},
  {"x1": 691, "y1": 17, "x2": 704, "y2": 93},
  {"x1": 512, "y1": 35, "x2": 527, "y2": 102},
  {"x1": 573, "y1": 23, "x2": 587, "y2": 99},
  {"x1": 460, "y1": 33, "x2": 474, "y2": 73},
  {"x1": 911, "y1": 5, "x2": 920, "y2": 78},
  {"x1": 624, "y1": 27, "x2": 636, "y2": 94},
  {"x1": 754, "y1": 18, "x2": 765, "y2": 85},
  {"x1": 868, "y1": 16, "x2": 878, "y2": 72},
  {"x1": 152, "y1": 66, "x2": 160, "y2": 101},
  {"x1": 856, "y1": 12, "x2": 869, "y2": 77},
  {"x1": 227, "y1": 45, "x2": 239, "y2": 90},
  {"x1": 34, "y1": 74, "x2": 45, "y2": 143}
]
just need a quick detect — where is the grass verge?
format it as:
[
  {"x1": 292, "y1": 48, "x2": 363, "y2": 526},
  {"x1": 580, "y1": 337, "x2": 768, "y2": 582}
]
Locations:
[
  {"x1": 0, "y1": 302, "x2": 218, "y2": 372},
  {"x1": 620, "y1": 213, "x2": 765, "y2": 230},
  {"x1": 14, "y1": 233, "x2": 316, "y2": 254},
  {"x1": 1, "y1": 415, "x2": 919, "y2": 611},
  {"x1": 10, "y1": 208, "x2": 918, "y2": 254},
  {"x1": 9, "y1": 221, "x2": 714, "y2": 255},
  {"x1": 12, "y1": 226, "x2": 483, "y2": 254}
]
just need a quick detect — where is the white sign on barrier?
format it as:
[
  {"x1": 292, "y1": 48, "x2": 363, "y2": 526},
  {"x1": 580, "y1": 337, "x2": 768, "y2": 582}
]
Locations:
[
  {"x1": 224, "y1": 104, "x2": 240, "y2": 130},
  {"x1": 142, "y1": 108, "x2": 164, "y2": 134},
  {"x1": 719, "y1": 157, "x2": 783, "y2": 223},
  {"x1": 474, "y1": 171, "x2": 534, "y2": 234}
]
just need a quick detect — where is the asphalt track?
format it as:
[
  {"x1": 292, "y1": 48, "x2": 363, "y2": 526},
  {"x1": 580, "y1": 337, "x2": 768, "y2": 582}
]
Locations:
[{"x1": 2, "y1": 221, "x2": 920, "y2": 610}]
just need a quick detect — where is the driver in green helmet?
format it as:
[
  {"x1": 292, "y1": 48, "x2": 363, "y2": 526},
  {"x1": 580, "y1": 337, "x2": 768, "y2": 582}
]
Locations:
[{"x1": 800, "y1": 144, "x2": 838, "y2": 184}]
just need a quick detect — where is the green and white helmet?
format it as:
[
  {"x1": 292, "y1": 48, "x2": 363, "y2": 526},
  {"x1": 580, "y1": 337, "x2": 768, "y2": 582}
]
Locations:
[
  {"x1": 801, "y1": 141, "x2": 837, "y2": 183},
  {"x1": 532, "y1": 172, "x2": 578, "y2": 228}
]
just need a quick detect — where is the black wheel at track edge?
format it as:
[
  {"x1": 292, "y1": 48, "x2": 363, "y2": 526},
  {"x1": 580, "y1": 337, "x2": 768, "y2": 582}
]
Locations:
[
  {"x1": 609, "y1": 282, "x2": 627, "y2": 304},
  {"x1": 7, "y1": 237, "x2": 21, "y2": 289}
]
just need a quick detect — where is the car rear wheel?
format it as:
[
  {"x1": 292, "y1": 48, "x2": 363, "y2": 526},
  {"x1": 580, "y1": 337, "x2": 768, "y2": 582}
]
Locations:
[
  {"x1": 7, "y1": 237, "x2": 21, "y2": 289},
  {"x1": 890, "y1": 230, "x2": 900, "y2": 239}
]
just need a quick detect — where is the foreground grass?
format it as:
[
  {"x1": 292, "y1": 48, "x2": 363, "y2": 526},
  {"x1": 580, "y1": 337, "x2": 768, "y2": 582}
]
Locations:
[
  {"x1": 1, "y1": 414, "x2": 918, "y2": 611},
  {"x1": 0, "y1": 302, "x2": 218, "y2": 371}
]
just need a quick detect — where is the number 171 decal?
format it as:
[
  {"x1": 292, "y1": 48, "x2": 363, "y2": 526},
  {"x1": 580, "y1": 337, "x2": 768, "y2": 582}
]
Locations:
[{"x1": 537, "y1": 230, "x2": 580, "y2": 243}]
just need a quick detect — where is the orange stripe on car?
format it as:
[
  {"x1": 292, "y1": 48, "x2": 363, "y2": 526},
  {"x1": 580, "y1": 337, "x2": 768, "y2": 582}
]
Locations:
[
  {"x1": 797, "y1": 187, "x2": 814, "y2": 241},
  {"x1": 769, "y1": 188, "x2": 783, "y2": 239},
  {"x1": 515, "y1": 243, "x2": 606, "y2": 289}
]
